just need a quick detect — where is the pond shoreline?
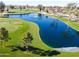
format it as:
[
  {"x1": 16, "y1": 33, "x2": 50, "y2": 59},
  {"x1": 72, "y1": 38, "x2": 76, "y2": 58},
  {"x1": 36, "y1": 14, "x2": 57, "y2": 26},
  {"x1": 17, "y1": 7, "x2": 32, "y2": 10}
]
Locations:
[{"x1": 56, "y1": 47, "x2": 79, "y2": 52}]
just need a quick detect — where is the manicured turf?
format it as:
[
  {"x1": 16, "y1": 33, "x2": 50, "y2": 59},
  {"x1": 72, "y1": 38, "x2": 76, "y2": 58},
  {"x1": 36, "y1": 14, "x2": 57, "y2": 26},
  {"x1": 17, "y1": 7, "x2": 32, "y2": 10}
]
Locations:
[
  {"x1": 8, "y1": 9, "x2": 39, "y2": 14},
  {"x1": 0, "y1": 18, "x2": 53, "y2": 57},
  {"x1": 0, "y1": 18, "x2": 30, "y2": 56}
]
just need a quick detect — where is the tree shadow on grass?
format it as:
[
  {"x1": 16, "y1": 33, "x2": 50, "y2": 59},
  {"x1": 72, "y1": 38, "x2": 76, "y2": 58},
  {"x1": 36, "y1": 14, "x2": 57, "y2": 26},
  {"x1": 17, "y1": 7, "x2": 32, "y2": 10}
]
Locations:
[{"x1": 7, "y1": 45, "x2": 61, "y2": 56}]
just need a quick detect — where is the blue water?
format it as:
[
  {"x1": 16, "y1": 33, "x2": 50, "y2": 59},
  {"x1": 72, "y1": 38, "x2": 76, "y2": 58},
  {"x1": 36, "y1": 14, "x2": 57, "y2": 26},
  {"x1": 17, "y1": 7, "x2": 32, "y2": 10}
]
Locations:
[{"x1": 8, "y1": 13, "x2": 79, "y2": 48}]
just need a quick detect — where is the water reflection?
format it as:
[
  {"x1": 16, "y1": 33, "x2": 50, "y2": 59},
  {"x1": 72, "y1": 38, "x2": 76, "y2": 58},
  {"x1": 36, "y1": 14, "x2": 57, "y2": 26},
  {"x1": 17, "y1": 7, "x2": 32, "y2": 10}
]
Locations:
[
  {"x1": 50, "y1": 20, "x2": 58, "y2": 28},
  {"x1": 46, "y1": 16, "x2": 48, "y2": 18},
  {"x1": 4, "y1": 14, "x2": 9, "y2": 18},
  {"x1": 38, "y1": 13, "x2": 42, "y2": 17}
]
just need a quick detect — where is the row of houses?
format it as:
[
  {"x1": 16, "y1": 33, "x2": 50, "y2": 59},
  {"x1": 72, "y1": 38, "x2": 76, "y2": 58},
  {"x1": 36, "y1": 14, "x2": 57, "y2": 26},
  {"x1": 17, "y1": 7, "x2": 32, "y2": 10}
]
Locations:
[{"x1": 43, "y1": 6, "x2": 78, "y2": 21}]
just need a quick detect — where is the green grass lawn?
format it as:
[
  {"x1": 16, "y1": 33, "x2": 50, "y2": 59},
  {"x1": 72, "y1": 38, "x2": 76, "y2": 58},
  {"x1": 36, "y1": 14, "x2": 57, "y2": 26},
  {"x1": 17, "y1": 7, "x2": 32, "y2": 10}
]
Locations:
[
  {"x1": 0, "y1": 18, "x2": 54, "y2": 57},
  {"x1": 0, "y1": 18, "x2": 30, "y2": 56},
  {"x1": 8, "y1": 8, "x2": 39, "y2": 14}
]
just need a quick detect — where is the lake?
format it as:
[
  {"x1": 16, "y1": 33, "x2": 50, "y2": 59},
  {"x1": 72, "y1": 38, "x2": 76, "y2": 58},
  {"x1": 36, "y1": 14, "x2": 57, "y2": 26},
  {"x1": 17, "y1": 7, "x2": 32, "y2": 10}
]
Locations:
[{"x1": 8, "y1": 13, "x2": 79, "y2": 48}]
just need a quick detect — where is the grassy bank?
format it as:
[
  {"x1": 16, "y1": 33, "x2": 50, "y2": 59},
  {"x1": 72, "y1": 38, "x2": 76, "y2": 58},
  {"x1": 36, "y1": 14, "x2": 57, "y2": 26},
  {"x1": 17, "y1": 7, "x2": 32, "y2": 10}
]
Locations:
[{"x1": 52, "y1": 16, "x2": 79, "y2": 31}]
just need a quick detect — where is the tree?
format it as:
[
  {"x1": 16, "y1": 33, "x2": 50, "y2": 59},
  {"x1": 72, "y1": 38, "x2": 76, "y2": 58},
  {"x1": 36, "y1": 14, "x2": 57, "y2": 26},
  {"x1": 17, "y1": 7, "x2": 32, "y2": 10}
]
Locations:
[
  {"x1": 0, "y1": 27, "x2": 10, "y2": 47},
  {"x1": 19, "y1": 6, "x2": 22, "y2": 10},
  {"x1": 10, "y1": 5, "x2": 15, "y2": 9},
  {"x1": 23, "y1": 32, "x2": 33, "y2": 49},
  {"x1": 67, "y1": 3, "x2": 77, "y2": 14},
  {"x1": 67, "y1": 3, "x2": 76, "y2": 9},
  {"x1": 76, "y1": 10, "x2": 79, "y2": 21},
  {"x1": 37, "y1": 4, "x2": 44, "y2": 11},
  {"x1": 0, "y1": 27, "x2": 9, "y2": 41},
  {"x1": 0, "y1": 1, "x2": 5, "y2": 12}
]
